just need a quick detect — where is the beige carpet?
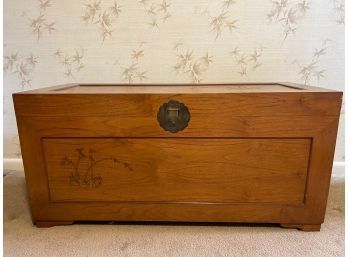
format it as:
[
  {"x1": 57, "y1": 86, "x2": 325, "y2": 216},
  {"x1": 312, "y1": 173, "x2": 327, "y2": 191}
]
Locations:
[{"x1": 4, "y1": 170, "x2": 344, "y2": 257}]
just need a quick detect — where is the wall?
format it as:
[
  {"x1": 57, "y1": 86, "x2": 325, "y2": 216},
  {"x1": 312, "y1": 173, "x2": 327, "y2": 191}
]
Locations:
[{"x1": 4, "y1": 0, "x2": 345, "y2": 161}]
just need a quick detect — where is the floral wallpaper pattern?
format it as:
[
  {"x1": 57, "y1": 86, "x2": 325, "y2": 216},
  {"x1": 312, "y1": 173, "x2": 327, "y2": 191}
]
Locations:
[{"x1": 3, "y1": 0, "x2": 345, "y2": 161}]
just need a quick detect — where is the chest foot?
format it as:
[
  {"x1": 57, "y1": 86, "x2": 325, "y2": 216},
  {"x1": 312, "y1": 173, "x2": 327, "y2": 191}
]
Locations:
[
  {"x1": 280, "y1": 223, "x2": 321, "y2": 231},
  {"x1": 35, "y1": 221, "x2": 74, "y2": 228}
]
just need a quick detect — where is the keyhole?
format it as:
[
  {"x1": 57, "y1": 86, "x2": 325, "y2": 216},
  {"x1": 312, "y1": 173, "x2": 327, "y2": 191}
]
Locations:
[{"x1": 167, "y1": 107, "x2": 179, "y2": 125}]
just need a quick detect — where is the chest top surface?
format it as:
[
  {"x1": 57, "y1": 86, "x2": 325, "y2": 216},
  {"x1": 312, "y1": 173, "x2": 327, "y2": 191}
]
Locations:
[{"x1": 14, "y1": 82, "x2": 339, "y2": 95}]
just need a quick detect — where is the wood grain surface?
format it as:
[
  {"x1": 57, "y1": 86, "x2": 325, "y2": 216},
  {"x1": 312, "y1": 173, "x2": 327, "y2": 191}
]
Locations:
[
  {"x1": 13, "y1": 83, "x2": 342, "y2": 231},
  {"x1": 13, "y1": 92, "x2": 342, "y2": 117},
  {"x1": 43, "y1": 138, "x2": 311, "y2": 203}
]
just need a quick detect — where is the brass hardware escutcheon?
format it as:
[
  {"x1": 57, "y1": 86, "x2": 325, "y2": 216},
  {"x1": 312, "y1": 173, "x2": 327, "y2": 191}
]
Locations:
[{"x1": 157, "y1": 100, "x2": 190, "y2": 133}]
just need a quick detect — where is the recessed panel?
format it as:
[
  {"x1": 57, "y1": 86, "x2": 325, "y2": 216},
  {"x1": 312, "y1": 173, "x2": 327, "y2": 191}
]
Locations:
[{"x1": 43, "y1": 138, "x2": 311, "y2": 204}]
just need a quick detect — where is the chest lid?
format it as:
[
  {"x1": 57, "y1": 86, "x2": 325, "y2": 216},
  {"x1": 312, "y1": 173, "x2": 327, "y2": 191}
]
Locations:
[{"x1": 13, "y1": 83, "x2": 342, "y2": 117}]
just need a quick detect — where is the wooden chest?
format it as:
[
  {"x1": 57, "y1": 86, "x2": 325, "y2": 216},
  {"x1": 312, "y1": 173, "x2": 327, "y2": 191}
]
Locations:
[{"x1": 13, "y1": 83, "x2": 342, "y2": 231}]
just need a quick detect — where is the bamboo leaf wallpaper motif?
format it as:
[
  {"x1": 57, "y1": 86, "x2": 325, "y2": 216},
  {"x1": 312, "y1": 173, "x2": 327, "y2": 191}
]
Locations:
[
  {"x1": 230, "y1": 47, "x2": 264, "y2": 77},
  {"x1": 201, "y1": 1, "x2": 238, "y2": 39},
  {"x1": 173, "y1": 43, "x2": 213, "y2": 83},
  {"x1": 139, "y1": 0, "x2": 172, "y2": 28},
  {"x1": 38, "y1": 0, "x2": 52, "y2": 11},
  {"x1": 3, "y1": 0, "x2": 345, "y2": 161},
  {"x1": 293, "y1": 40, "x2": 330, "y2": 85},
  {"x1": 30, "y1": 0, "x2": 56, "y2": 40},
  {"x1": 3, "y1": 52, "x2": 39, "y2": 87},
  {"x1": 116, "y1": 43, "x2": 148, "y2": 83},
  {"x1": 331, "y1": 0, "x2": 345, "y2": 25},
  {"x1": 267, "y1": 0, "x2": 309, "y2": 41},
  {"x1": 332, "y1": 0, "x2": 345, "y2": 25},
  {"x1": 82, "y1": 0, "x2": 122, "y2": 42},
  {"x1": 53, "y1": 48, "x2": 86, "y2": 77}
]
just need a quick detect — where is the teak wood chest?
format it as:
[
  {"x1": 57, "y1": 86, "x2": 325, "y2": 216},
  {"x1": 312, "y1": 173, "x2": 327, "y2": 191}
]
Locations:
[{"x1": 13, "y1": 83, "x2": 342, "y2": 231}]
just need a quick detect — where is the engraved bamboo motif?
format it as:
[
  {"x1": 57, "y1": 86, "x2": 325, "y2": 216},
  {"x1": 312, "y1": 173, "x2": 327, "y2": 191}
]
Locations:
[{"x1": 61, "y1": 148, "x2": 132, "y2": 188}]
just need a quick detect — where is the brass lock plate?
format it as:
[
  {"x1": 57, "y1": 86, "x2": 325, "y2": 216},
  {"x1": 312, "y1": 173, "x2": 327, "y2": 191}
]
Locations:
[{"x1": 157, "y1": 100, "x2": 190, "y2": 133}]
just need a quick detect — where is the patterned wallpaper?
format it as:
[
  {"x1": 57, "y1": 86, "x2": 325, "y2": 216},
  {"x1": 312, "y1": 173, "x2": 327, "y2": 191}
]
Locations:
[{"x1": 3, "y1": 0, "x2": 345, "y2": 161}]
